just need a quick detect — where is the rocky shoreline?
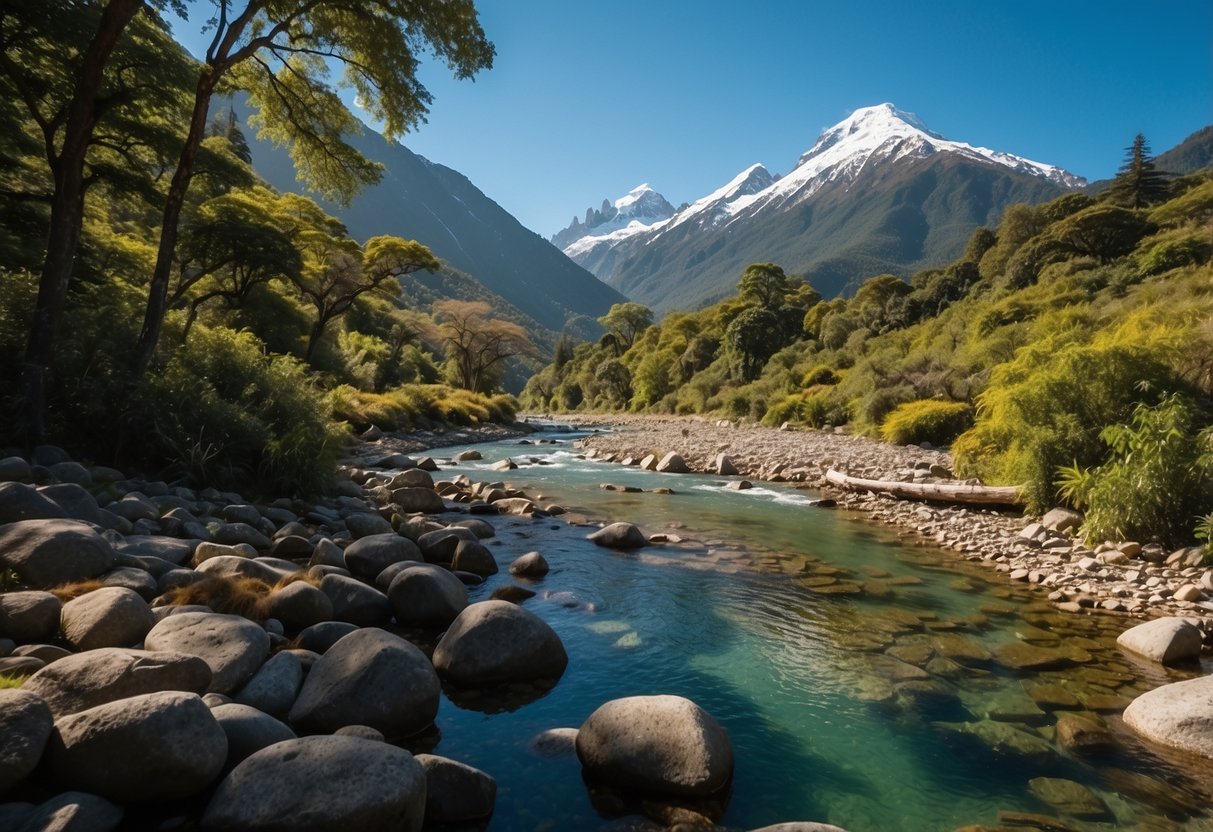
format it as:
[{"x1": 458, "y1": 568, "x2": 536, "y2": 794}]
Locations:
[{"x1": 560, "y1": 413, "x2": 1213, "y2": 631}]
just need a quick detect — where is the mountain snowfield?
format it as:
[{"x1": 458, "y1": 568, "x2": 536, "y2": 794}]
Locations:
[{"x1": 553, "y1": 104, "x2": 1087, "y2": 309}]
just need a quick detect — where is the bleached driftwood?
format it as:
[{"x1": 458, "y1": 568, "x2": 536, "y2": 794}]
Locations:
[{"x1": 825, "y1": 468, "x2": 1023, "y2": 507}]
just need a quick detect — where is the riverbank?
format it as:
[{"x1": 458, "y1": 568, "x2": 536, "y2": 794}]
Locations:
[
  {"x1": 557, "y1": 413, "x2": 1213, "y2": 628},
  {"x1": 366, "y1": 420, "x2": 536, "y2": 454}
]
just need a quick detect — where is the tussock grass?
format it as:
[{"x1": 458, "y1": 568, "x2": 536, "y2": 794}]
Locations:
[
  {"x1": 330, "y1": 383, "x2": 518, "y2": 432},
  {"x1": 0, "y1": 673, "x2": 27, "y2": 689},
  {"x1": 161, "y1": 575, "x2": 274, "y2": 619},
  {"x1": 50, "y1": 580, "x2": 108, "y2": 602}
]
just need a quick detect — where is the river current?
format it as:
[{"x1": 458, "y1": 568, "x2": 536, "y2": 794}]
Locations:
[{"x1": 412, "y1": 423, "x2": 1213, "y2": 831}]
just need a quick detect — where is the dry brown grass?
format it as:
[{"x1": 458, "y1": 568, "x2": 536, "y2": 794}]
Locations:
[
  {"x1": 161, "y1": 575, "x2": 274, "y2": 619},
  {"x1": 49, "y1": 579, "x2": 108, "y2": 601},
  {"x1": 273, "y1": 572, "x2": 321, "y2": 590}
]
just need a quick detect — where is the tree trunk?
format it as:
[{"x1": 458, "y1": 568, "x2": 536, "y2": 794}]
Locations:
[
  {"x1": 133, "y1": 70, "x2": 217, "y2": 374},
  {"x1": 304, "y1": 318, "x2": 326, "y2": 363},
  {"x1": 17, "y1": 0, "x2": 144, "y2": 443}
]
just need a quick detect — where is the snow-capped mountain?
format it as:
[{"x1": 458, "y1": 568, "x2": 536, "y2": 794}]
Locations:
[
  {"x1": 551, "y1": 184, "x2": 675, "y2": 250},
  {"x1": 559, "y1": 104, "x2": 1087, "y2": 311}
]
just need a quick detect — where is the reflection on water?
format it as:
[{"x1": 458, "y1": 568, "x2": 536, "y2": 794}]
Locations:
[{"x1": 416, "y1": 425, "x2": 1213, "y2": 831}]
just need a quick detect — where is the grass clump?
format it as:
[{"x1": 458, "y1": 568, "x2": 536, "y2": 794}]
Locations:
[
  {"x1": 0, "y1": 673, "x2": 28, "y2": 689},
  {"x1": 881, "y1": 399, "x2": 973, "y2": 447},
  {"x1": 330, "y1": 383, "x2": 518, "y2": 432}
]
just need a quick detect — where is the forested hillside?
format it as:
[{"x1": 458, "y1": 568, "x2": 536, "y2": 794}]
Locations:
[
  {"x1": 524, "y1": 138, "x2": 1213, "y2": 546},
  {"x1": 0, "y1": 3, "x2": 531, "y2": 492}
]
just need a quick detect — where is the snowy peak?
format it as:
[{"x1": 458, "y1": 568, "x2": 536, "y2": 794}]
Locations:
[
  {"x1": 551, "y1": 184, "x2": 674, "y2": 249},
  {"x1": 786, "y1": 103, "x2": 1085, "y2": 193}
]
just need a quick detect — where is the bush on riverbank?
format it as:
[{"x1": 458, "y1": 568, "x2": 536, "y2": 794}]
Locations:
[
  {"x1": 330, "y1": 384, "x2": 518, "y2": 432},
  {"x1": 881, "y1": 400, "x2": 973, "y2": 447}
]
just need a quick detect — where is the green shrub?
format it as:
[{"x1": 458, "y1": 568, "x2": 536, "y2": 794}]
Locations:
[
  {"x1": 1136, "y1": 232, "x2": 1212, "y2": 276},
  {"x1": 1056, "y1": 394, "x2": 1213, "y2": 546},
  {"x1": 880, "y1": 399, "x2": 973, "y2": 446},
  {"x1": 130, "y1": 325, "x2": 342, "y2": 495},
  {"x1": 329, "y1": 384, "x2": 517, "y2": 431},
  {"x1": 800, "y1": 364, "x2": 839, "y2": 386}
]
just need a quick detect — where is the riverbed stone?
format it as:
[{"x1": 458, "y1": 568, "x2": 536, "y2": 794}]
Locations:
[
  {"x1": 415, "y1": 753, "x2": 497, "y2": 822},
  {"x1": 510, "y1": 550, "x2": 549, "y2": 577},
  {"x1": 1117, "y1": 617, "x2": 1203, "y2": 664},
  {"x1": 589, "y1": 522, "x2": 647, "y2": 549},
  {"x1": 40, "y1": 483, "x2": 104, "y2": 526},
  {"x1": 319, "y1": 574, "x2": 391, "y2": 626},
  {"x1": 748, "y1": 825, "x2": 849, "y2": 832},
  {"x1": 345, "y1": 512, "x2": 393, "y2": 539},
  {"x1": 0, "y1": 519, "x2": 114, "y2": 589},
  {"x1": 22, "y1": 648, "x2": 212, "y2": 717},
  {"x1": 144, "y1": 612, "x2": 270, "y2": 694},
  {"x1": 295, "y1": 621, "x2": 358, "y2": 654},
  {"x1": 60, "y1": 587, "x2": 154, "y2": 651},
  {"x1": 1028, "y1": 777, "x2": 1110, "y2": 820},
  {"x1": 0, "y1": 689, "x2": 53, "y2": 792},
  {"x1": 576, "y1": 695, "x2": 734, "y2": 797},
  {"x1": 289, "y1": 628, "x2": 440, "y2": 739},
  {"x1": 656, "y1": 452, "x2": 689, "y2": 474},
  {"x1": 451, "y1": 539, "x2": 498, "y2": 577},
  {"x1": 0, "y1": 481, "x2": 67, "y2": 524},
  {"x1": 1122, "y1": 675, "x2": 1213, "y2": 758},
  {"x1": 433, "y1": 600, "x2": 568, "y2": 685},
  {"x1": 387, "y1": 563, "x2": 468, "y2": 628},
  {"x1": 713, "y1": 453, "x2": 739, "y2": 476},
  {"x1": 264, "y1": 581, "x2": 333, "y2": 631},
  {"x1": 233, "y1": 651, "x2": 303, "y2": 719},
  {"x1": 392, "y1": 487, "x2": 445, "y2": 514},
  {"x1": 2, "y1": 791, "x2": 124, "y2": 832},
  {"x1": 1055, "y1": 712, "x2": 1114, "y2": 752},
  {"x1": 46, "y1": 691, "x2": 227, "y2": 801},
  {"x1": 0, "y1": 591, "x2": 61, "y2": 642},
  {"x1": 201, "y1": 735, "x2": 426, "y2": 832},
  {"x1": 343, "y1": 533, "x2": 422, "y2": 581},
  {"x1": 212, "y1": 703, "x2": 297, "y2": 770}
]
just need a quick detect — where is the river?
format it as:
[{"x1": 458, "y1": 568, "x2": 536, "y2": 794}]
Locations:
[{"x1": 411, "y1": 422, "x2": 1213, "y2": 831}]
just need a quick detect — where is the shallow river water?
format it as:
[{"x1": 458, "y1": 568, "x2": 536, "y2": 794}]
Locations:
[{"x1": 408, "y1": 424, "x2": 1213, "y2": 831}]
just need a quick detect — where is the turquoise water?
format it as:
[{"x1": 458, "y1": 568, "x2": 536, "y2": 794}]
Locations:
[{"x1": 411, "y1": 425, "x2": 1213, "y2": 831}]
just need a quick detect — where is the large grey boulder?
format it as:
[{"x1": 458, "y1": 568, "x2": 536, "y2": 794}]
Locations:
[
  {"x1": 45, "y1": 691, "x2": 228, "y2": 801},
  {"x1": 211, "y1": 703, "x2": 296, "y2": 770},
  {"x1": 144, "y1": 612, "x2": 270, "y2": 694},
  {"x1": 509, "y1": 551, "x2": 549, "y2": 578},
  {"x1": 713, "y1": 453, "x2": 739, "y2": 476},
  {"x1": 0, "y1": 519, "x2": 114, "y2": 589},
  {"x1": 575, "y1": 695, "x2": 734, "y2": 797},
  {"x1": 417, "y1": 528, "x2": 472, "y2": 564},
  {"x1": 656, "y1": 452, "x2": 689, "y2": 474},
  {"x1": 0, "y1": 456, "x2": 32, "y2": 483},
  {"x1": 319, "y1": 574, "x2": 391, "y2": 626},
  {"x1": 343, "y1": 533, "x2": 422, "y2": 582},
  {"x1": 0, "y1": 689, "x2": 53, "y2": 792},
  {"x1": 195, "y1": 555, "x2": 288, "y2": 584},
  {"x1": 201, "y1": 736, "x2": 426, "y2": 832},
  {"x1": 1116, "y1": 617, "x2": 1203, "y2": 665},
  {"x1": 0, "y1": 591, "x2": 61, "y2": 642},
  {"x1": 345, "y1": 512, "x2": 393, "y2": 539},
  {"x1": 0, "y1": 481, "x2": 67, "y2": 524},
  {"x1": 415, "y1": 753, "x2": 496, "y2": 823},
  {"x1": 433, "y1": 600, "x2": 568, "y2": 685},
  {"x1": 588, "y1": 522, "x2": 647, "y2": 549},
  {"x1": 39, "y1": 483, "x2": 104, "y2": 526},
  {"x1": 3, "y1": 791, "x2": 124, "y2": 832},
  {"x1": 289, "y1": 628, "x2": 440, "y2": 739},
  {"x1": 451, "y1": 539, "x2": 498, "y2": 577},
  {"x1": 264, "y1": 581, "x2": 333, "y2": 631},
  {"x1": 295, "y1": 621, "x2": 358, "y2": 654},
  {"x1": 386, "y1": 563, "x2": 468, "y2": 628},
  {"x1": 23, "y1": 648, "x2": 212, "y2": 717},
  {"x1": 61, "y1": 587, "x2": 155, "y2": 651},
  {"x1": 392, "y1": 487, "x2": 445, "y2": 514},
  {"x1": 1123, "y1": 675, "x2": 1213, "y2": 758},
  {"x1": 233, "y1": 651, "x2": 303, "y2": 720}
]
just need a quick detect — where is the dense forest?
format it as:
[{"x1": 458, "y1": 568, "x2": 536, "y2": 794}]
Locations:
[
  {"x1": 523, "y1": 139, "x2": 1213, "y2": 548},
  {"x1": 0, "y1": 2, "x2": 532, "y2": 493}
]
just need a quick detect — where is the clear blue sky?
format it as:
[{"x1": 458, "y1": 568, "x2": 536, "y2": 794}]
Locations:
[{"x1": 174, "y1": 0, "x2": 1212, "y2": 238}]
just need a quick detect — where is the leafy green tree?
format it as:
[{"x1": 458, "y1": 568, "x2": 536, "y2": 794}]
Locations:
[
  {"x1": 1049, "y1": 204, "x2": 1152, "y2": 264},
  {"x1": 726, "y1": 307, "x2": 781, "y2": 381},
  {"x1": 597, "y1": 302, "x2": 653, "y2": 355},
  {"x1": 134, "y1": 0, "x2": 495, "y2": 373},
  {"x1": 0, "y1": 1, "x2": 190, "y2": 440},
  {"x1": 594, "y1": 359, "x2": 631, "y2": 407},
  {"x1": 738, "y1": 262, "x2": 791, "y2": 310},
  {"x1": 1105, "y1": 134, "x2": 1169, "y2": 209}
]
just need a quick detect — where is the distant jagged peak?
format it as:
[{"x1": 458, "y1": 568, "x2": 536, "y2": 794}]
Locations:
[{"x1": 552, "y1": 183, "x2": 675, "y2": 250}]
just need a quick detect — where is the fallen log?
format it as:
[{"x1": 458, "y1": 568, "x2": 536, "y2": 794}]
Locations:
[{"x1": 825, "y1": 468, "x2": 1024, "y2": 507}]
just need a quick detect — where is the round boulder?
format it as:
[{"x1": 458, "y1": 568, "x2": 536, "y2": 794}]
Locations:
[
  {"x1": 1116, "y1": 617, "x2": 1203, "y2": 665},
  {"x1": 0, "y1": 481, "x2": 67, "y2": 524},
  {"x1": 0, "y1": 591, "x2": 62, "y2": 643},
  {"x1": 387, "y1": 563, "x2": 468, "y2": 628},
  {"x1": 288, "y1": 628, "x2": 440, "y2": 739},
  {"x1": 0, "y1": 689, "x2": 53, "y2": 792},
  {"x1": 343, "y1": 533, "x2": 422, "y2": 582},
  {"x1": 433, "y1": 600, "x2": 568, "y2": 685},
  {"x1": 233, "y1": 651, "x2": 303, "y2": 720},
  {"x1": 264, "y1": 581, "x2": 333, "y2": 631},
  {"x1": 295, "y1": 621, "x2": 358, "y2": 654},
  {"x1": 415, "y1": 753, "x2": 496, "y2": 823},
  {"x1": 588, "y1": 522, "x2": 647, "y2": 549},
  {"x1": 344, "y1": 512, "x2": 393, "y2": 539},
  {"x1": 22, "y1": 648, "x2": 212, "y2": 717},
  {"x1": 0, "y1": 519, "x2": 114, "y2": 589},
  {"x1": 212, "y1": 703, "x2": 297, "y2": 770},
  {"x1": 201, "y1": 736, "x2": 425, "y2": 832},
  {"x1": 144, "y1": 612, "x2": 270, "y2": 694},
  {"x1": 45, "y1": 691, "x2": 228, "y2": 801},
  {"x1": 61, "y1": 587, "x2": 155, "y2": 651},
  {"x1": 1123, "y1": 675, "x2": 1213, "y2": 758},
  {"x1": 656, "y1": 452, "x2": 689, "y2": 474},
  {"x1": 509, "y1": 551, "x2": 549, "y2": 578},
  {"x1": 391, "y1": 487, "x2": 445, "y2": 514},
  {"x1": 451, "y1": 539, "x2": 499, "y2": 577},
  {"x1": 319, "y1": 574, "x2": 391, "y2": 626},
  {"x1": 575, "y1": 695, "x2": 734, "y2": 797}
]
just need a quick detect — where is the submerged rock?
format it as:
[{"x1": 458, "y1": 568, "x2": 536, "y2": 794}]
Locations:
[
  {"x1": 433, "y1": 600, "x2": 568, "y2": 685},
  {"x1": 588, "y1": 522, "x2": 647, "y2": 549}
]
